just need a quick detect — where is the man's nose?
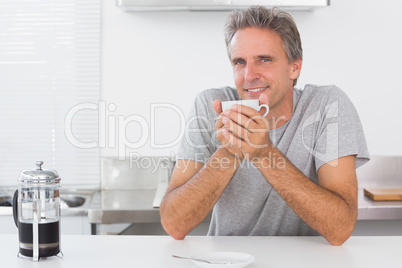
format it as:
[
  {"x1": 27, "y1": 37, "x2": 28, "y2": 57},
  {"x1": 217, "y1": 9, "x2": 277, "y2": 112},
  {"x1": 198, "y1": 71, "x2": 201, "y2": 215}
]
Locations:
[{"x1": 244, "y1": 63, "x2": 260, "y2": 81}]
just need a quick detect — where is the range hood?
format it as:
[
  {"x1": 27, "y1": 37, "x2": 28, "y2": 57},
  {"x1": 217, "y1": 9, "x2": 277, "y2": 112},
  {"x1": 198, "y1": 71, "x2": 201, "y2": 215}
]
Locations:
[{"x1": 116, "y1": 0, "x2": 330, "y2": 11}]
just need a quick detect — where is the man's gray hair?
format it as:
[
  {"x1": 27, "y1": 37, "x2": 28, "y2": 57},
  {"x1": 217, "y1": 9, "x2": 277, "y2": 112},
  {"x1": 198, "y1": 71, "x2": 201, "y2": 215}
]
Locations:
[{"x1": 224, "y1": 6, "x2": 302, "y2": 85}]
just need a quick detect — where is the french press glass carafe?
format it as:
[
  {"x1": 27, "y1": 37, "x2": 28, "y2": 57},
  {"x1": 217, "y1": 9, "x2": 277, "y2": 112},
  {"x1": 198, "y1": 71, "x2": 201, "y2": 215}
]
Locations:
[{"x1": 12, "y1": 161, "x2": 62, "y2": 261}]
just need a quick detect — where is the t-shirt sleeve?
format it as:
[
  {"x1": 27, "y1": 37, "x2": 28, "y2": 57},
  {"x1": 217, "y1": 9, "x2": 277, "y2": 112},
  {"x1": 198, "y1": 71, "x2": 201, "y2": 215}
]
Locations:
[
  {"x1": 313, "y1": 87, "x2": 370, "y2": 171},
  {"x1": 176, "y1": 92, "x2": 219, "y2": 164}
]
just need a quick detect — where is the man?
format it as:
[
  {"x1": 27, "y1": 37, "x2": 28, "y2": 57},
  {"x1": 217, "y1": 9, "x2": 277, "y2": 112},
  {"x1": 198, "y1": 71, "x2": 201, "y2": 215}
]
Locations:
[{"x1": 160, "y1": 6, "x2": 369, "y2": 245}]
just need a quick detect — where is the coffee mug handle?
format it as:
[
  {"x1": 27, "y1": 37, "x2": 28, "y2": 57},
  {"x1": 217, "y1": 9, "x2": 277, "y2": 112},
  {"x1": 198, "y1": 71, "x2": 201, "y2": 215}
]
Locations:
[{"x1": 258, "y1": 104, "x2": 269, "y2": 117}]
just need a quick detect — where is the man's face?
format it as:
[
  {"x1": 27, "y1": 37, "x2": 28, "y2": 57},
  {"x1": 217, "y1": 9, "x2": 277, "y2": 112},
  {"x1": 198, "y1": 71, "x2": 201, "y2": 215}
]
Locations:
[{"x1": 229, "y1": 27, "x2": 301, "y2": 113}]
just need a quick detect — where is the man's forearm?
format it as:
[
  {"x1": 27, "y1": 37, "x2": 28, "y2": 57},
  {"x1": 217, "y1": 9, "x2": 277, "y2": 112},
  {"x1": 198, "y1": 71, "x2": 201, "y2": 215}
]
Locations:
[
  {"x1": 253, "y1": 146, "x2": 357, "y2": 245},
  {"x1": 160, "y1": 148, "x2": 241, "y2": 240}
]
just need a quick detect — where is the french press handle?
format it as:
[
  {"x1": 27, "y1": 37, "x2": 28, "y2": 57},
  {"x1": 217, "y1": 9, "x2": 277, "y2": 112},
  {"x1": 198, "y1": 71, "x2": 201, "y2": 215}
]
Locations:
[{"x1": 12, "y1": 190, "x2": 18, "y2": 228}]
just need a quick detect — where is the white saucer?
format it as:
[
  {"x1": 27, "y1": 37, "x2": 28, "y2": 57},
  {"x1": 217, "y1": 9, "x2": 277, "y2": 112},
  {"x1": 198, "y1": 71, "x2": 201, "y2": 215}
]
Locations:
[{"x1": 191, "y1": 252, "x2": 255, "y2": 268}]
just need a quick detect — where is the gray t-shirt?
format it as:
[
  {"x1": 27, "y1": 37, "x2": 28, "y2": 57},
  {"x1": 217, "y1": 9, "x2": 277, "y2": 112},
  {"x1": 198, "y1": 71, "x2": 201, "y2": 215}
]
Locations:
[{"x1": 177, "y1": 84, "x2": 370, "y2": 236}]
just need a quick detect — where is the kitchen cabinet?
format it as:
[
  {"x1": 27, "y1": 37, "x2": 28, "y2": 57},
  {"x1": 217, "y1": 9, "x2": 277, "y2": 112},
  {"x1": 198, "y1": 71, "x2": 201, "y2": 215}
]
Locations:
[
  {"x1": 353, "y1": 155, "x2": 402, "y2": 236},
  {"x1": 116, "y1": 0, "x2": 330, "y2": 11},
  {"x1": 87, "y1": 189, "x2": 210, "y2": 235},
  {"x1": 61, "y1": 215, "x2": 91, "y2": 235},
  {"x1": 0, "y1": 215, "x2": 17, "y2": 234},
  {"x1": 353, "y1": 220, "x2": 402, "y2": 236}
]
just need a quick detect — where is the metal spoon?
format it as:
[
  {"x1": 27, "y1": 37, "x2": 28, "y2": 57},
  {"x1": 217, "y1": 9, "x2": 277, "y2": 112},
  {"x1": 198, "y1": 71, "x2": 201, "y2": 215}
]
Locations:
[{"x1": 172, "y1": 254, "x2": 233, "y2": 265}]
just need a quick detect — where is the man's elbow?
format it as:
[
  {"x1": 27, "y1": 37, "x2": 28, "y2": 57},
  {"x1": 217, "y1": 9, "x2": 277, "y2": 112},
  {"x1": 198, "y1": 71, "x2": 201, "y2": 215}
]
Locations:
[
  {"x1": 161, "y1": 219, "x2": 188, "y2": 240},
  {"x1": 326, "y1": 224, "x2": 355, "y2": 246},
  {"x1": 168, "y1": 230, "x2": 187, "y2": 240},
  {"x1": 326, "y1": 207, "x2": 357, "y2": 246},
  {"x1": 327, "y1": 234, "x2": 350, "y2": 246}
]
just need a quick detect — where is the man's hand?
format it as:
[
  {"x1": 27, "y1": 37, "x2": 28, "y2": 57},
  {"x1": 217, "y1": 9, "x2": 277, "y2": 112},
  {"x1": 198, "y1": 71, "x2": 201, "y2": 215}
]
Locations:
[
  {"x1": 213, "y1": 99, "x2": 245, "y2": 160},
  {"x1": 212, "y1": 97, "x2": 271, "y2": 161}
]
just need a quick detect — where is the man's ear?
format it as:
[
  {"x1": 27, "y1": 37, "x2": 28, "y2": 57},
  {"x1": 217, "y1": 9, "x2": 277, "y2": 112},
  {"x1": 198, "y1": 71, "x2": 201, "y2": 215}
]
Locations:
[{"x1": 290, "y1": 58, "x2": 302, "y2": 80}]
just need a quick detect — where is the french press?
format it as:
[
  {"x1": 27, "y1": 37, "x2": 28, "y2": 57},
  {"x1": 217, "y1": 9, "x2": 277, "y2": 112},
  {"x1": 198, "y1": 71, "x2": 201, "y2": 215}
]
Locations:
[{"x1": 12, "y1": 161, "x2": 62, "y2": 261}]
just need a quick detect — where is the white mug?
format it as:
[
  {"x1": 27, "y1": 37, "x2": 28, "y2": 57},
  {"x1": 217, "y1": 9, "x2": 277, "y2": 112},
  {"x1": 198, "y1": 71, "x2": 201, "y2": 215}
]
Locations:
[{"x1": 221, "y1": 99, "x2": 269, "y2": 117}]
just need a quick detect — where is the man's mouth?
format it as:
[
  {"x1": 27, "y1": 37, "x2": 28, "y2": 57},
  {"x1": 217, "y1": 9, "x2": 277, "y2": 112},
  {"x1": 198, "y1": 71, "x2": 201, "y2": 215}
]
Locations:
[{"x1": 245, "y1": 86, "x2": 269, "y2": 94}]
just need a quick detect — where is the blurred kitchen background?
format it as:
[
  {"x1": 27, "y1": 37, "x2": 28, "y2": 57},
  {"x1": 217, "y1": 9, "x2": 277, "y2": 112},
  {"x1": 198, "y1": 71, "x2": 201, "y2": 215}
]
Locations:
[{"x1": 0, "y1": 0, "x2": 401, "y2": 236}]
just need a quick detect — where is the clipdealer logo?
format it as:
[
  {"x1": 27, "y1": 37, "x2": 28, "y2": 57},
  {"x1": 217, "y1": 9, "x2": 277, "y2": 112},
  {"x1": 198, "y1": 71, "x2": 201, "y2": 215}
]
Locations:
[
  {"x1": 64, "y1": 101, "x2": 186, "y2": 160},
  {"x1": 64, "y1": 100, "x2": 341, "y2": 169},
  {"x1": 301, "y1": 100, "x2": 339, "y2": 167}
]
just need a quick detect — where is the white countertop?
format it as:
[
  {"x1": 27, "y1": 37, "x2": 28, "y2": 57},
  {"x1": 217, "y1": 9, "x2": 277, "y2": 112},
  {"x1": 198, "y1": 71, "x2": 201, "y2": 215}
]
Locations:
[{"x1": 2, "y1": 234, "x2": 402, "y2": 267}]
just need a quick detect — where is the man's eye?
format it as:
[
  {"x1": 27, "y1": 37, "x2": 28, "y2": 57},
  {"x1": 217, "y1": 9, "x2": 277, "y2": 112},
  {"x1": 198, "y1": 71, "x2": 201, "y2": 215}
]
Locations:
[
  {"x1": 261, "y1": 58, "x2": 271, "y2": 63},
  {"x1": 234, "y1": 60, "x2": 245, "y2": 65}
]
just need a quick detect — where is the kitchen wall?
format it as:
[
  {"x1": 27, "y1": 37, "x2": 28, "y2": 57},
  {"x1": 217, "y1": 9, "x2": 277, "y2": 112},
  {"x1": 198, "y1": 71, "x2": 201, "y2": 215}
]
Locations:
[{"x1": 101, "y1": 0, "x2": 402, "y2": 159}]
